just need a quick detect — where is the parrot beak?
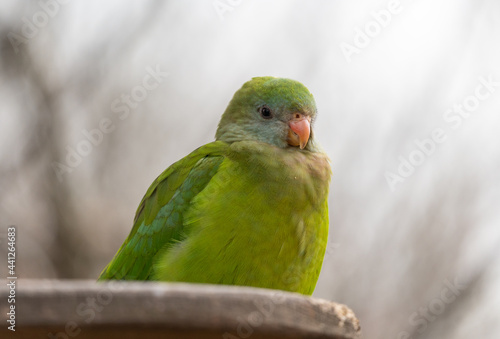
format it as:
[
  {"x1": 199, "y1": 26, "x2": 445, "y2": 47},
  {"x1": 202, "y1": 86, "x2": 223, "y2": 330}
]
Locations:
[{"x1": 287, "y1": 114, "x2": 311, "y2": 149}]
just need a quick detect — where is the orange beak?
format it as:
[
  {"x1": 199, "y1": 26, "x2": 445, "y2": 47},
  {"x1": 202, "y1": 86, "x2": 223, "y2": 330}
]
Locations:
[{"x1": 287, "y1": 114, "x2": 311, "y2": 149}]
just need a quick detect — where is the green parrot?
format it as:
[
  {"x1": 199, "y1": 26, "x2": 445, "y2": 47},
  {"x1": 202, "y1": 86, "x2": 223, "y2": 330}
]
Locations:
[{"x1": 98, "y1": 76, "x2": 331, "y2": 295}]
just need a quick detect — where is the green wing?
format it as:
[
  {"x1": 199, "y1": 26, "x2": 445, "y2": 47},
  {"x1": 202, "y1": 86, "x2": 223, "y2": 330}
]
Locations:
[{"x1": 98, "y1": 141, "x2": 228, "y2": 280}]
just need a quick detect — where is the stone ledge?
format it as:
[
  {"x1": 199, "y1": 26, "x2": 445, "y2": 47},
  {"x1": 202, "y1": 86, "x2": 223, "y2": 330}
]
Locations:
[{"x1": 1, "y1": 279, "x2": 361, "y2": 339}]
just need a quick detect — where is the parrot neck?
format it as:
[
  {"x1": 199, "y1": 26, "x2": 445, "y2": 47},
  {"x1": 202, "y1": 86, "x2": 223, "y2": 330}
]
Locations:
[{"x1": 215, "y1": 124, "x2": 248, "y2": 144}]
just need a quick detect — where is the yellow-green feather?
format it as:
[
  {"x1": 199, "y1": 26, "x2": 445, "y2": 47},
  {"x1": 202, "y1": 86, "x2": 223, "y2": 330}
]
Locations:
[{"x1": 154, "y1": 140, "x2": 331, "y2": 295}]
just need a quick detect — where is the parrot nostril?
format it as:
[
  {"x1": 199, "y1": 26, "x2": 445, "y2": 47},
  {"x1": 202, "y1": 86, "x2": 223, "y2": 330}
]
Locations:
[{"x1": 295, "y1": 113, "x2": 301, "y2": 119}]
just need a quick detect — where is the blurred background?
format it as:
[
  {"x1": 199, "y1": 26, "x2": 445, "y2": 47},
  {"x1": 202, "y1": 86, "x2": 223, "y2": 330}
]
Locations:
[{"x1": 0, "y1": 0, "x2": 499, "y2": 338}]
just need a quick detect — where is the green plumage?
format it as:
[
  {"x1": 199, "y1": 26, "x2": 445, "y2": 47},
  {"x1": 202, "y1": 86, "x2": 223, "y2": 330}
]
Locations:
[{"x1": 99, "y1": 77, "x2": 331, "y2": 295}]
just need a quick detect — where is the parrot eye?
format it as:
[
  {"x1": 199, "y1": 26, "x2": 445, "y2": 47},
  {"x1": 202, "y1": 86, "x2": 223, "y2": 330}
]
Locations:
[{"x1": 259, "y1": 106, "x2": 273, "y2": 119}]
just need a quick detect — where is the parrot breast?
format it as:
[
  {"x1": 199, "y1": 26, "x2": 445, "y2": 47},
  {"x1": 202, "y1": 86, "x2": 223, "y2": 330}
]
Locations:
[{"x1": 154, "y1": 140, "x2": 331, "y2": 295}]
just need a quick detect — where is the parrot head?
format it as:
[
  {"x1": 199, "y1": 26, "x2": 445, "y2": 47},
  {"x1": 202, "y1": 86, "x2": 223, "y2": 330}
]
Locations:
[{"x1": 215, "y1": 77, "x2": 318, "y2": 151}]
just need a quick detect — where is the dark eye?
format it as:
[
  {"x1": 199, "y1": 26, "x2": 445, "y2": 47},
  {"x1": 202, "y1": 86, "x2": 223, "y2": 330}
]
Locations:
[{"x1": 259, "y1": 106, "x2": 273, "y2": 119}]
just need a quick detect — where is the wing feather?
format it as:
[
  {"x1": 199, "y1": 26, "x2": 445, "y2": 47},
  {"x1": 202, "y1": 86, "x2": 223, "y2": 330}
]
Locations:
[{"x1": 98, "y1": 141, "x2": 227, "y2": 280}]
